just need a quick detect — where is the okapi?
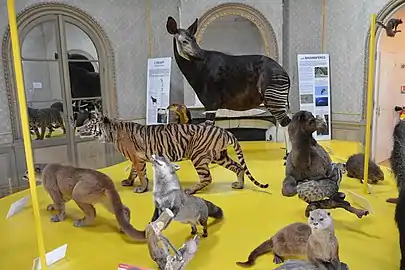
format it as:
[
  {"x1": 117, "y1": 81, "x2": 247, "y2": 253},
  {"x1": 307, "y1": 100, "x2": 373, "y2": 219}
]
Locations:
[{"x1": 166, "y1": 16, "x2": 292, "y2": 160}]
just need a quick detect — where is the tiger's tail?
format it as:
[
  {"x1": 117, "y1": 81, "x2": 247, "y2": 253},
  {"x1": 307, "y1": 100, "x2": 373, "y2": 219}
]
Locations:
[{"x1": 228, "y1": 133, "x2": 269, "y2": 189}]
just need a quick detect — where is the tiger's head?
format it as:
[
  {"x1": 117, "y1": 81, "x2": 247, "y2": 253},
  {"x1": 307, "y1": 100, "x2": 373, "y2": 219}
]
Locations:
[{"x1": 77, "y1": 108, "x2": 109, "y2": 143}]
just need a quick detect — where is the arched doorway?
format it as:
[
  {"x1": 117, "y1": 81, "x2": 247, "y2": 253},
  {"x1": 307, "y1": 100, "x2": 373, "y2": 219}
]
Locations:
[
  {"x1": 2, "y1": 3, "x2": 117, "y2": 174},
  {"x1": 364, "y1": 0, "x2": 405, "y2": 163}
]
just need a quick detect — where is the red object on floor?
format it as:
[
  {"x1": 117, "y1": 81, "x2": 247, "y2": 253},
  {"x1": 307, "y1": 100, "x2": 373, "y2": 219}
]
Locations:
[{"x1": 118, "y1": 263, "x2": 152, "y2": 270}]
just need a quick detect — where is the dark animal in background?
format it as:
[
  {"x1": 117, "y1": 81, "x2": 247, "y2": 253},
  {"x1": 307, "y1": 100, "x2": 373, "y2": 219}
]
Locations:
[
  {"x1": 377, "y1": 18, "x2": 403, "y2": 37},
  {"x1": 389, "y1": 120, "x2": 405, "y2": 270},
  {"x1": 166, "y1": 16, "x2": 292, "y2": 161},
  {"x1": 151, "y1": 96, "x2": 157, "y2": 105},
  {"x1": 345, "y1": 153, "x2": 384, "y2": 184},
  {"x1": 50, "y1": 101, "x2": 64, "y2": 112},
  {"x1": 28, "y1": 107, "x2": 66, "y2": 140},
  {"x1": 54, "y1": 53, "x2": 95, "y2": 73},
  {"x1": 54, "y1": 53, "x2": 101, "y2": 114}
]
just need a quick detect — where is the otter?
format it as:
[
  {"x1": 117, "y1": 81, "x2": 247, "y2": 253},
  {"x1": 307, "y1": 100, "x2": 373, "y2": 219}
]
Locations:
[
  {"x1": 235, "y1": 222, "x2": 312, "y2": 267},
  {"x1": 282, "y1": 110, "x2": 369, "y2": 219},
  {"x1": 345, "y1": 153, "x2": 384, "y2": 184},
  {"x1": 307, "y1": 209, "x2": 341, "y2": 270}
]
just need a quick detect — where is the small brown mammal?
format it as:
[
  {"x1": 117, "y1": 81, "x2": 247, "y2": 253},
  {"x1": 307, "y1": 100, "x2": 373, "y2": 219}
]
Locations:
[
  {"x1": 377, "y1": 18, "x2": 403, "y2": 37},
  {"x1": 345, "y1": 153, "x2": 384, "y2": 184},
  {"x1": 236, "y1": 222, "x2": 311, "y2": 267},
  {"x1": 25, "y1": 163, "x2": 146, "y2": 241},
  {"x1": 307, "y1": 209, "x2": 341, "y2": 270}
]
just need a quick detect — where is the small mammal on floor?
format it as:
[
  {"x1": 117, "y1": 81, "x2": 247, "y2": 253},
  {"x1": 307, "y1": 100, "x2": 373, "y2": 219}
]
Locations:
[
  {"x1": 377, "y1": 18, "x2": 403, "y2": 37},
  {"x1": 307, "y1": 209, "x2": 341, "y2": 270},
  {"x1": 345, "y1": 153, "x2": 384, "y2": 184},
  {"x1": 150, "y1": 154, "x2": 223, "y2": 238},
  {"x1": 235, "y1": 222, "x2": 311, "y2": 267},
  {"x1": 23, "y1": 163, "x2": 146, "y2": 241}
]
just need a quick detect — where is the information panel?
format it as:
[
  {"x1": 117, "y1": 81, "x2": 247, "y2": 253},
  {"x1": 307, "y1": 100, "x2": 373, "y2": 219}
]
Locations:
[
  {"x1": 297, "y1": 54, "x2": 332, "y2": 140},
  {"x1": 146, "y1": 57, "x2": 172, "y2": 125}
]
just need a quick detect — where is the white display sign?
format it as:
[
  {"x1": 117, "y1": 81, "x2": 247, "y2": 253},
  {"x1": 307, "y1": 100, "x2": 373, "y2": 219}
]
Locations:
[
  {"x1": 6, "y1": 195, "x2": 29, "y2": 219},
  {"x1": 146, "y1": 57, "x2": 172, "y2": 125},
  {"x1": 297, "y1": 54, "x2": 332, "y2": 141},
  {"x1": 32, "y1": 244, "x2": 68, "y2": 270}
]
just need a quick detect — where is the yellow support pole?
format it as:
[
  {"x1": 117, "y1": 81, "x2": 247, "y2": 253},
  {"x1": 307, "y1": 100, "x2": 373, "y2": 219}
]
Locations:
[
  {"x1": 363, "y1": 14, "x2": 377, "y2": 194},
  {"x1": 6, "y1": 0, "x2": 48, "y2": 269}
]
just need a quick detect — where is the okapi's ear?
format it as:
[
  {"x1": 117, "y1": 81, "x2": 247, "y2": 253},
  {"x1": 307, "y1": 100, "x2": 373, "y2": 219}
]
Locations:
[
  {"x1": 187, "y1": 18, "x2": 198, "y2": 36},
  {"x1": 167, "y1": 16, "x2": 178, "y2": 35}
]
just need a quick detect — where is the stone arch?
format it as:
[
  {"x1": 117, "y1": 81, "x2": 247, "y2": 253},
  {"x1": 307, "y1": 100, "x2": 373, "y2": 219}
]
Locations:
[
  {"x1": 1, "y1": 2, "x2": 117, "y2": 140},
  {"x1": 195, "y1": 3, "x2": 279, "y2": 62},
  {"x1": 362, "y1": 0, "x2": 405, "y2": 119}
]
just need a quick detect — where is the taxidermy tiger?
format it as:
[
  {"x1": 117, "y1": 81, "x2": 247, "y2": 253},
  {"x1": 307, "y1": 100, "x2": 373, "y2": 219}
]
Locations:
[
  {"x1": 28, "y1": 107, "x2": 66, "y2": 140},
  {"x1": 77, "y1": 108, "x2": 268, "y2": 195}
]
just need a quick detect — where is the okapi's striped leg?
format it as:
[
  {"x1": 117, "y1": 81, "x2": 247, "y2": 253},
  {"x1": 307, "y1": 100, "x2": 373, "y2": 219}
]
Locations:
[
  {"x1": 121, "y1": 164, "x2": 137, "y2": 187},
  {"x1": 204, "y1": 110, "x2": 217, "y2": 125},
  {"x1": 132, "y1": 160, "x2": 149, "y2": 193},
  {"x1": 263, "y1": 76, "x2": 292, "y2": 164},
  {"x1": 185, "y1": 157, "x2": 213, "y2": 195},
  {"x1": 213, "y1": 150, "x2": 244, "y2": 189}
]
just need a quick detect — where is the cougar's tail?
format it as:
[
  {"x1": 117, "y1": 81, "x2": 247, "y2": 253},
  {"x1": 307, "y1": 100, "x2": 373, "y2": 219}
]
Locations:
[
  {"x1": 105, "y1": 187, "x2": 146, "y2": 241},
  {"x1": 203, "y1": 199, "x2": 223, "y2": 219},
  {"x1": 236, "y1": 238, "x2": 274, "y2": 267},
  {"x1": 391, "y1": 120, "x2": 405, "y2": 269},
  {"x1": 229, "y1": 134, "x2": 269, "y2": 189}
]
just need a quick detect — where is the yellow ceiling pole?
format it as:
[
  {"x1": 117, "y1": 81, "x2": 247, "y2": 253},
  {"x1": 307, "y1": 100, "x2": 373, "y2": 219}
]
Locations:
[
  {"x1": 6, "y1": 0, "x2": 48, "y2": 268},
  {"x1": 363, "y1": 14, "x2": 377, "y2": 194},
  {"x1": 321, "y1": 0, "x2": 326, "y2": 53}
]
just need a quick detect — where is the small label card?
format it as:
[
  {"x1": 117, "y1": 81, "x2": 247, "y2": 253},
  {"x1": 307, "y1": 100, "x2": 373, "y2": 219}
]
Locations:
[
  {"x1": 118, "y1": 263, "x2": 152, "y2": 270},
  {"x1": 346, "y1": 190, "x2": 375, "y2": 214},
  {"x1": 32, "y1": 244, "x2": 68, "y2": 270},
  {"x1": 6, "y1": 195, "x2": 29, "y2": 219}
]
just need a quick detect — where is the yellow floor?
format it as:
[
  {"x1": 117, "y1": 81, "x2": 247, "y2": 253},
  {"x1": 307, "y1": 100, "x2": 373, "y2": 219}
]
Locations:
[{"x1": 0, "y1": 140, "x2": 400, "y2": 269}]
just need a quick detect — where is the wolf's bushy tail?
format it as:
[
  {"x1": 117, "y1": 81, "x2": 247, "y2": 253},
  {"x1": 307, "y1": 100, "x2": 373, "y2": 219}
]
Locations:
[
  {"x1": 390, "y1": 120, "x2": 405, "y2": 269},
  {"x1": 236, "y1": 238, "x2": 274, "y2": 267},
  {"x1": 228, "y1": 133, "x2": 269, "y2": 189},
  {"x1": 203, "y1": 199, "x2": 223, "y2": 219}
]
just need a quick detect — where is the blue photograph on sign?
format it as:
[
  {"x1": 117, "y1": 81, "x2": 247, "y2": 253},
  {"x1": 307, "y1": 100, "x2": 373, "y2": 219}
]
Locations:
[
  {"x1": 315, "y1": 97, "x2": 328, "y2": 107},
  {"x1": 315, "y1": 85, "x2": 328, "y2": 96}
]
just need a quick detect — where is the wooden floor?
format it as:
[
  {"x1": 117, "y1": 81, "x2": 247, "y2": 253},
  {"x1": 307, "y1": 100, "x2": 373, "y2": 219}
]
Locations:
[{"x1": 0, "y1": 140, "x2": 400, "y2": 270}]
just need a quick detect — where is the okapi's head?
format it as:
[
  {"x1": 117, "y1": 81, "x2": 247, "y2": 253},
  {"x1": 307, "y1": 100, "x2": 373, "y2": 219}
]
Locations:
[{"x1": 166, "y1": 16, "x2": 203, "y2": 60}]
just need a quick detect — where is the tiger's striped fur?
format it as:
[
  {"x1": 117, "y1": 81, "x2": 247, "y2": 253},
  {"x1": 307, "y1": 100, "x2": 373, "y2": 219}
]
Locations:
[
  {"x1": 28, "y1": 107, "x2": 66, "y2": 140},
  {"x1": 78, "y1": 112, "x2": 268, "y2": 194}
]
